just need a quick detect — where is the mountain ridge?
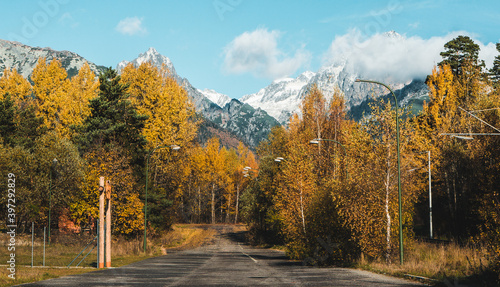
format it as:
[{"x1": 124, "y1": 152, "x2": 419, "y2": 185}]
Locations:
[
  {"x1": 0, "y1": 39, "x2": 105, "y2": 79},
  {"x1": 0, "y1": 40, "x2": 279, "y2": 147},
  {"x1": 115, "y1": 48, "x2": 280, "y2": 147},
  {"x1": 241, "y1": 32, "x2": 430, "y2": 124}
]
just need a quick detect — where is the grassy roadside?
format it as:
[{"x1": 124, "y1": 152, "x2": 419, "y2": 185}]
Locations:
[
  {"x1": 0, "y1": 224, "x2": 217, "y2": 287},
  {"x1": 354, "y1": 241, "x2": 498, "y2": 286}
]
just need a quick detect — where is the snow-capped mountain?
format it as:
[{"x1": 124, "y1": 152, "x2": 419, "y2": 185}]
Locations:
[
  {"x1": 241, "y1": 71, "x2": 316, "y2": 124},
  {"x1": 117, "y1": 47, "x2": 177, "y2": 78},
  {"x1": 0, "y1": 41, "x2": 278, "y2": 147},
  {"x1": 242, "y1": 32, "x2": 430, "y2": 124},
  {"x1": 0, "y1": 39, "x2": 104, "y2": 78},
  {"x1": 117, "y1": 48, "x2": 279, "y2": 146},
  {"x1": 198, "y1": 88, "x2": 232, "y2": 108}
]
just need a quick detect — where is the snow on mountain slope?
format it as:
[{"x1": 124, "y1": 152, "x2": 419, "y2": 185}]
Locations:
[
  {"x1": 117, "y1": 47, "x2": 177, "y2": 77},
  {"x1": 241, "y1": 31, "x2": 430, "y2": 124},
  {"x1": 198, "y1": 88, "x2": 232, "y2": 108},
  {"x1": 116, "y1": 47, "x2": 279, "y2": 147},
  {"x1": 241, "y1": 71, "x2": 315, "y2": 124}
]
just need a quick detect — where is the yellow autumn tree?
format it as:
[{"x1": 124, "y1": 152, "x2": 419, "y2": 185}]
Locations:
[
  {"x1": 275, "y1": 116, "x2": 317, "y2": 258},
  {"x1": 235, "y1": 142, "x2": 258, "y2": 223},
  {"x1": 120, "y1": 62, "x2": 198, "y2": 149},
  {"x1": 344, "y1": 100, "x2": 423, "y2": 262},
  {"x1": 61, "y1": 62, "x2": 99, "y2": 137},
  {"x1": 31, "y1": 58, "x2": 70, "y2": 136},
  {"x1": 0, "y1": 68, "x2": 32, "y2": 105},
  {"x1": 72, "y1": 146, "x2": 144, "y2": 236},
  {"x1": 203, "y1": 137, "x2": 226, "y2": 224}
]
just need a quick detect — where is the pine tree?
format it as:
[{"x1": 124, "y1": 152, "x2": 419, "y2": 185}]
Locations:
[
  {"x1": 0, "y1": 93, "x2": 45, "y2": 149},
  {"x1": 490, "y1": 43, "x2": 500, "y2": 87},
  {"x1": 438, "y1": 35, "x2": 484, "y2": 76},
  {"x1": 0, "y1": 94, "x2": 16, "y2": 146},
  {"x1": 76, "y1": 68, "x2": 147, "y2": 167}
]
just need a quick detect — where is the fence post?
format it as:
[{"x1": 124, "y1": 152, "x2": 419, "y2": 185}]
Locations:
[
  {"x1": 96, "y1": 219, "x2": 99, "y2": 268},
  {"x1": 99, "y1": 177, "x2": 105, "y2": 268},
  {"x1": 31, "y1": 222, "x2": 34, "y2": 268},
  {"x1": 105, "y1": 180, "x2": 112, "y2": 268},
  {"x1": 43, "y1": 227, "x2": 46, "y2": 266}
]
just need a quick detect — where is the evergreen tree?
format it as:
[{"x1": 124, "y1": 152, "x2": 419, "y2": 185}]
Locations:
[
  {"x1": 490, "y1": 43, "x2": 500, "y2": 87},
  {"x1": 0, "y1": 94, "x2": 16, "y2": 146},
  {"x1": 14, "y1": 103, "x2": 46, "y2": 150},
  {"x1": 439, "y1": 35, "x2": 484, "y2": 76},
  {"x1": 0, "y1": 94, "x2": 45, "y2": 149},
  {"x1": 76, "y1": 68, "x2": 148, "y2": 167}
]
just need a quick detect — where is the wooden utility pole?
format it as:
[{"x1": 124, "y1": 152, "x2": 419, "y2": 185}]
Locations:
[
  {"x1": 105, "y1": 180, "x2": 112, "y2": 268},
  {"x1": 98, "y1": 177, "x2": 105, "y2": 268}
]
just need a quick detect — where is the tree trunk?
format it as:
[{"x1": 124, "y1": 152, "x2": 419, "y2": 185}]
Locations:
[
  {"x1": 198, "y1": 186, "x2": 201, "y2": 223},
  {"x1": 299, "y1": 184, "x2": 306, "y2": 234},
  {"x1": 384, "y1": 147, "x2": 392, "y2": 264},
  {"x1": 385, "y1": 166, "x2": 392, "y2": 264},
  {"x1": 226, "y1": 194, "x2": 231, "y2": 223},
  {"x1": 211, "y1": 183, "x2": 215, "y2": 224},
  {"x1": 235, "y1": 185, "x2": 240, "y2": 223}
]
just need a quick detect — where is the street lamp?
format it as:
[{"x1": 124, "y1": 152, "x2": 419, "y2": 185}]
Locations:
[
  {"x1": 355, "y1": 79, "x2": 404, "y2": 265},
  {"x1": 309, "y1": 138, "x2": 349, "y2": 180},
  {"x1": 48, "y1": 158, "x2": 58, "y2": 244},
  {"x1": 144, "y1": 144, "x2": 180, "y2": 253}
]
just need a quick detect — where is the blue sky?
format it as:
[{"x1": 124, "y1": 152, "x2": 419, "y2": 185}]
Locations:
[{"x1": 1, "y1": 0, "x2": 499, "y2": 98}]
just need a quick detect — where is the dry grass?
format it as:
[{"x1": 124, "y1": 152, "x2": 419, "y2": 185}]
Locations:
[
  {"x1": 357, "y1": 241, "x2": 496, "y2": 285},
  {"x1": 0, "y1": 224, "x2": 218, "y2": 287}
]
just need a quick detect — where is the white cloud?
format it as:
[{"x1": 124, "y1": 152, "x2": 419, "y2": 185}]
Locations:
[
  {"x1": 116, "y1": 17, "x2": 147, "y2": 36},
  {"x1": 223, "y1": 28, "x2": 311, "y2": 80},
  {"x1": 480, "y1": 42, "x2": 498, "y2": 70},
  {"x1": 59, "y1": 13, "x2": 79, "y2": 28},
  {"x1": 323, "y1": 29, "x2": 498, "y2": 82},
  {"x1": 408, "y1": 22, "x2": 420, "y2": 29}
]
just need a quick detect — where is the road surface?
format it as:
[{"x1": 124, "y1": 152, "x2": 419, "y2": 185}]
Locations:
[{"x1": 22, "y1": 225, "x2": 423, "y2": 286}]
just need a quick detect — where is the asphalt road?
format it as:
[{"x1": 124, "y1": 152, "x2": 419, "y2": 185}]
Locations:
[{"x1": 21, "y1": 225, "x2": 423, "y2": 286}]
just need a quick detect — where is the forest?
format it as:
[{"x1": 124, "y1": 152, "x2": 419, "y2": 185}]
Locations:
[{"x1": 1, "y1": 35, "x2": 500, "y2": 275}]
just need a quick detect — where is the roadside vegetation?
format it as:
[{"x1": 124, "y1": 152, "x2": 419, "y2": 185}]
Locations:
[
  {"x1": 1, "y1": 35, "x2": 500, "y2": 286},
  {"x1": 241, "y1": 35, "x2": 500, "y2": 286},
  {"x1": 0, "y1": 224, "x2": 217, "y2": 287},
  {"x1": 357, "y1": 241, "x2": 497, "y2": 286}
]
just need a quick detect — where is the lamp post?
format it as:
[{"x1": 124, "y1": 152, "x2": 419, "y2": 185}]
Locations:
[
  {"x1": 427, "y1": 150, "x2": 432, "y2": 240},
  {"x1": 144, "y1": 144, "x2": 180, "y2": 253},
  {"x1": 48, "y1": 158, "x2": 58, "y2": 245},
  {"x1": 309, "y1": 138, "x2": 348, "y2": 181},
  {"x1": 355, "y1": 79, "x2": 403, "y2": 265}
]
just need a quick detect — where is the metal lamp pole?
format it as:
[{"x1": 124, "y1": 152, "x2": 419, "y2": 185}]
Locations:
[
  {"x1": 48, "y1": 158, "x2": 57, "y2": 245},
  {"x1": 355, "y1": 79, "x2": 403, "y2": 265},
  {"x1": 144, "y1": 144, "x2": 180, "y2": 253},
  {"x1": 427, "y1": 150, "x2": 433, "y2": 239}
]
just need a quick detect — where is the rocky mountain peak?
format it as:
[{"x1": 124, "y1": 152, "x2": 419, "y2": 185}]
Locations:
[
  {"x1": 0, "y1": 39, "x2": 103, "y2": 79},
  {"x1": 116, "y1": 47, "x2": 176, "y2": 76}
]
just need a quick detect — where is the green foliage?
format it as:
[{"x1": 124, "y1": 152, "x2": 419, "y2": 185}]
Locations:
[
  {"x1": 490, "y1": 43, "x2": 500, "y2": 88},
  {"x1": 0, "y1": 94, "x2": 46, "y2": 150},
  {"x1": 146, "y1": 187, "x2": 174, "y2": 233},
  {"x1": 240, "y1": 155, "x2": 282, "y2": 245},
  {"x1": 0, "y1": 94, "x2": 16, "y2": 146},
  {"x1": 75, "y1": 68, "x2": 147, "y2": 170},
  {"x1": 439, "y1": 35, "x2": 484, "y2": 76},
  {"x1": 0, "y1": 132, "x2": 84, "y2": 230}
]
